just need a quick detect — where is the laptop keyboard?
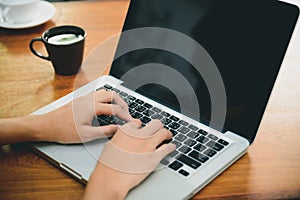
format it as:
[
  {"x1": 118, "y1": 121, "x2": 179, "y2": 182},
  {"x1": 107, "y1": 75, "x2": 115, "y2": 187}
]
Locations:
[{"x1": 95, "y1": 84, "x2": 231, "y2": 177}]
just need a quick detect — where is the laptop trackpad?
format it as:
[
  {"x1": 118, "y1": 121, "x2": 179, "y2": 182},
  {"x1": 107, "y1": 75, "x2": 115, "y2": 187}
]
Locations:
[{"x1": 52, "y1": 139, "x2": 108, "y2": 180}]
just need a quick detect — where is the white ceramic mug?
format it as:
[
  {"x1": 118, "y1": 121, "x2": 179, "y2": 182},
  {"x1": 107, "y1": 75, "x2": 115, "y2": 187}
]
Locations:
[{"x1": 0, "y1": 0, "x2": 40, "y2": 24}]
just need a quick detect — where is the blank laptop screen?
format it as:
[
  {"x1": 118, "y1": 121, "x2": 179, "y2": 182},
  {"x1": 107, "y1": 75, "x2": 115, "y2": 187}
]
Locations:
[{"x1": 110, "y1": 0, "x2": 299, "y2": 142}]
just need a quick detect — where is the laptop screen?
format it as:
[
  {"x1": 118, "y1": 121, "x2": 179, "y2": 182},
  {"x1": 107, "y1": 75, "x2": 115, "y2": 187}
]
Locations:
[{"x1": 110, "y1": 0, "x2": 299, "y2": 142}]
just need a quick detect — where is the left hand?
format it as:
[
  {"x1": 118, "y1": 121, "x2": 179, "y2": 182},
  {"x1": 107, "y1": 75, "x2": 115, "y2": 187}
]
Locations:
[{"x1": 33, "y1": 89, "x2": 133, "y2": 143}]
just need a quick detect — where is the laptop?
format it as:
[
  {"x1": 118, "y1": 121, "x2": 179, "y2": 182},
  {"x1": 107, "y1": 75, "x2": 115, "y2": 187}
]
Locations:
[{"x1": 30, "y1": 0, "x2": 299, "y2": 199}]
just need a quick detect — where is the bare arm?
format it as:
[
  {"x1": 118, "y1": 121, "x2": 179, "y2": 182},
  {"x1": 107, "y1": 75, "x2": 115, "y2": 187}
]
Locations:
[
  {"x1": 0, "y1": 90, "x2": 175, "y2": 200},
  {"x1": 0, "y1": 89, "x2": 132, "y2": 145},
  {"x1": 0, "y1": 115, "x2": 45, "y2": 145}
]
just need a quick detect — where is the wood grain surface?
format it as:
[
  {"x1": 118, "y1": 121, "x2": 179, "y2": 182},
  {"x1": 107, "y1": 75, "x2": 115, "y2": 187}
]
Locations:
[{"x1": 0, "y1": 1, "x2": 300, "y2": 199}]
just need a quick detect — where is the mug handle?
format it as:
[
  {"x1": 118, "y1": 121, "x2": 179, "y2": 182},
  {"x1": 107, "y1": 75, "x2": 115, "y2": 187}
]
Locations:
[{"x1": 29, "y1": 38, "x2": 50, "y2": 61}]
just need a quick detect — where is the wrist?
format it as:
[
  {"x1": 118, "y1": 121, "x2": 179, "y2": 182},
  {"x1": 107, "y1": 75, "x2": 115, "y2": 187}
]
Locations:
[
  {"x1": 83, "y1": 163, "x2": 129, "y2": 200},
  {"x1": 19, "y1": 115, "x2": 49, "y2": 142}
]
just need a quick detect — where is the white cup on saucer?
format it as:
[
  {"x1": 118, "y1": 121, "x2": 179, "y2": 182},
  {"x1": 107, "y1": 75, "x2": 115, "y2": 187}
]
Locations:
[{"x1": 0, "y1": 0, "x2": 40, "y2": 24}]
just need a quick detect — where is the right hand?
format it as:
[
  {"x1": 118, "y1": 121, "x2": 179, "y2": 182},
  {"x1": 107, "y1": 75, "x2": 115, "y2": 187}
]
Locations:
[{"x1": 83, "y1": 120, "x2": 176, "y2": 200}]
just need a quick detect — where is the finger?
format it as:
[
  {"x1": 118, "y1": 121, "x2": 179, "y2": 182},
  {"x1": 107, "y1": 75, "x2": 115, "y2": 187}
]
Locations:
[
  {"x1": 98, "y1": 124, "x2": 118, "y2": 137},
  {"x1": 139, "y1": 119, "x2": 164, "y2": 137},
  {"x1": 154, "y1": 143, "x2": 176, "y2": 163},
  {"x1": 149, "y1": 129, "x2": 172, "y2": 149},
  {"x1": 80, "y1": 125, "x2": 118, "y2": 142},
  {"x1": 119, "y1": 120, "x2": 142, "y2": 134},
  {"x1": 132, "y1": 119, "x2": 142, "y2": 127},
  {"x1": 95, "y1": 90, "x2": 128, "y2": 110},
  {"x1": 93, "y1": 89, "x2": 110, "y2": 102},
  {"x1": 95, "y1": 104, "x2": 132, "y2": 122}
]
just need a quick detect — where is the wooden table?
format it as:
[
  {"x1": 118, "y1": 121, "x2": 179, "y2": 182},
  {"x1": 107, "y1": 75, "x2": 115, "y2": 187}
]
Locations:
[{"x1": 1, "y1": 1, "x2": 300, "y2": 199}]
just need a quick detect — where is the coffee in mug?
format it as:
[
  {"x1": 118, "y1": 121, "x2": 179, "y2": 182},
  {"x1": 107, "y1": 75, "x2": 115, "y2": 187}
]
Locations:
[
  {"x1": 30, "y1": 25, "x2": 86, "y2": 75},
  {"x1": 47, "y1": 34, "x2": 84, "y2": 45}
]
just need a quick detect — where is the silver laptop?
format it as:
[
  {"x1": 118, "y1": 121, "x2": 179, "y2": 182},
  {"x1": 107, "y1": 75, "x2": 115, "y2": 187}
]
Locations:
[{"x1": 30, "y1": 0, "x2": 299, "y2": 199}]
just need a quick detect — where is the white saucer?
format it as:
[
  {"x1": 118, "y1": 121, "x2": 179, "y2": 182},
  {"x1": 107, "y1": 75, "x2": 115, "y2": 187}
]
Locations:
[{"x1": 0, "y1": 1, "x2": 56, "y2": 29}]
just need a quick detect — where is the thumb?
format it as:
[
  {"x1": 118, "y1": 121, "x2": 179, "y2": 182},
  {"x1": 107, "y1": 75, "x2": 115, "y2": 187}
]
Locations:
[
  {"x1": 81, "y1": 125, "x2": 118, "y2": 142},
  {"x1": 154, "y1": 143, "x2": 176, "y2": 163}
]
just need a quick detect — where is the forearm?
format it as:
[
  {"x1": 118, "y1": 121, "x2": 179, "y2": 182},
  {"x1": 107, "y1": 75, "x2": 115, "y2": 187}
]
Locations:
[
  {"x1": 82, "y1": 163, "x2": 129, "y2": 200},
  {"x1": 0, "y1": 115, "x2": 46, "y2": 145}
]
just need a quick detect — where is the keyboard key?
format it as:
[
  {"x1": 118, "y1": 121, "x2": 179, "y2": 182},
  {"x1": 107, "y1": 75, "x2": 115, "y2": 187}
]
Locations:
[
  {"x1": 187, "y1": 131, "x2": 199, "y2": 139},
  {"x1": 97, "y1": 114, "x2": 108, "y2": 120},
  {"x1": 92, "y1": 117, "x2": 100, "y2": 126},
  {"x1": 206, "y1": 141, "x2": 224, "y2": 151},
  {"x1": 135, "y1": 105, "x2": 147, "y2": 112},
  {"x1": 105, "y1": 116, "x2": 117, "y2": 124},
  {"x1": 196, "y1": 135, "x2": 209, "y2": 144},
  {"x1": 198, "y1": 129, "x2": 208, "y2": 136},
  {"x1": 135, "y1": 99, "x2": 144, "y2": 104},
  {"x1": 96, "y1": 86, "x2": 106, "y2": 91},
  {"x1": 170, "y1": 129, "x2": 178, "y2": 136},
  {"x1": 169, "y1": 161, "x2": 183, "y2": 171},
  {"x1": 179, "y1": 169, "x2": 190, "y2": 177},
  {"x1": 170, "y1": 115, "x2": 179, "y2": 121},
  {"x1": 169, "y1": 122, "x2": 181, "y2": 130},
  {"x1": 152, "y1": 107, "x2": 161, "y2": 113},
  {"x1": 203, "y1": 149, "x2": 217, "y2": 157},
  {"x1": 184, "y1": 139, "x2": 197, "y2": 147},
  {"x1": 178, "y1": 120, "x2": 188, "y2": 126},
  {"x1": 143, "y1": 103, "x2": 153, "y2": 108},
  {"x1": 129, "y1": 108, "x2": 135, "y2": 115},
  {"x1": 188, "y1": 124, "x2": 198, "y2": 131},
  {"x1": 174, "y1": 134, "x2": 187, "y2": 142},
  {"x1": 140, "y1": 116, "x2": 151, "y2": 124},
  {"x1": 188, "y1": 150, "x2": 209, "y2": 163},
  {"x1": 160, "y1": 159, "x2": 170, "y2": 166},
  {"x1": 124, "y1": 98, "x2": 131, "y2": 104},
  {"x1": 143, "y1": 109, "x2": 155, "y2": 117},
  {"x1": 127, "y1": 95, "x2": 136, "y2": 100},
  {"x1": 218, "y1": 139, "x2": 229, "y2": 146},
  {"x1": 207, "y1": 134, "x2": 218, "y2": 141},
  {"x1": 176, "y1": 154, "x2": 201, "y2": 169},
  {"x1": 112, "y1": 117, "x2": 125, "y2": 125},
  {"x1": 98, "y1": 120, "x2": 109, "y2": 126},
  {"x1": 132, "y1": 112, "x2": 143, "y2": 119},
  {"x1": 193, "y1": 143, "x2": 206, "y2": 152},
  {"x1": 161, "y1": 111, "x2": 170, "y2": 117},
  {"x1": 178, "y1": 126, "x2": 190, "y2": 134},
  {"x1": 119, "y1": 91, "x2": 128, "y2": 97},
  {"x1": 151, "y1": 113, "x2": 163, "y2": 120},
  {"x1": 168, "y1": 150, "x2": 179, "y2": 157},
  {"x1": 112, "y1": 88, "x2": 120, "y2": 93},
  {"x1": 171, "y1": 140, "x2": 182, "y2": 148},
  {"x1": 129, "y1": 102, "x2": 138, "y2": 108},
  {"x1": 161, "y1": 118, "x2": 172, "y2": 125},
  {"x1": 103, "y1": 84, "x2": 113, "y2": 90},
  {"x1": 178, "y1": 145, "x2": 192, "y2": 153},
  {"x1": 93, "y1": 117, "x2": 103, "y2": 126}
]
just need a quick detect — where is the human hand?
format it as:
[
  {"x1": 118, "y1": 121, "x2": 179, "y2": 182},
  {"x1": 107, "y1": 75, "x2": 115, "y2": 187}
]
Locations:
[
  {"x1": 34, "y1": 89, "x2": 133, "y2": 144},
  {"x1": 83, "y1": 120, "x2": 176, "y2": 200}
]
